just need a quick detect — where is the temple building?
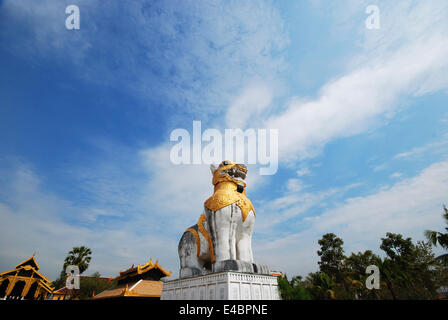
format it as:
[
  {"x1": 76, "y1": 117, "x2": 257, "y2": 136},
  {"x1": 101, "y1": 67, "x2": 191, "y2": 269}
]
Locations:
[
  {"x1": 0, "y1": 256, "x2": 54, "y2": 300},
  {"x1": 93, "y1": 258, "x2": 172, "y2": 300}
]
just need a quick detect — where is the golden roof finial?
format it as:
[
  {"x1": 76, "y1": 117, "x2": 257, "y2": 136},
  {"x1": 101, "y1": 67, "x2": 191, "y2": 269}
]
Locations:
[{"x1": 122, "y1": 284, "x2": 130, "y2": 296}]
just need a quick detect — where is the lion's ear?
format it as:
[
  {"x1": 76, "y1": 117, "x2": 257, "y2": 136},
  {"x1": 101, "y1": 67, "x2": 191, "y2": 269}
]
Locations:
[{"x1": 210, "y1": 163, "x2": 218, "y2": 174}]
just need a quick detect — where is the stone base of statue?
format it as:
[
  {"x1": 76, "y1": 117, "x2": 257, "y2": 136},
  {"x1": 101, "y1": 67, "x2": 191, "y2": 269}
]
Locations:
[{"x1": 161, "y1": 271, "x2": 281, "y2": 300}]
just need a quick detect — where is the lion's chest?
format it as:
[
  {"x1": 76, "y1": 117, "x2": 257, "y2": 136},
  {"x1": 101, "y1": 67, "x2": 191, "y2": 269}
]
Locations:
[{"x1": 204, "y1": 190, "x2": 255, "y2": 222}]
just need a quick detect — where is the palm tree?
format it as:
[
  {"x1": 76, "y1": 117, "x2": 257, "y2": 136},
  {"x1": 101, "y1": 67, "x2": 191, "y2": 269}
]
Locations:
[
  {"x1": 425, "y1": 206, "x2": 448, "y2": 265},
  {"x1": 63, "y1": 246, "x2": 92, "y2": 274},
  {"x1": 52, "y1": 246, "x2": 93, "y2": 291}
]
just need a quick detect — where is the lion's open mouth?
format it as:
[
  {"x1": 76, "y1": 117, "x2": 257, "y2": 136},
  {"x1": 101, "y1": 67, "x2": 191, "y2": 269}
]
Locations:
[{"x1": 219, "y1": 162, "x2": 247, "y2": 185}]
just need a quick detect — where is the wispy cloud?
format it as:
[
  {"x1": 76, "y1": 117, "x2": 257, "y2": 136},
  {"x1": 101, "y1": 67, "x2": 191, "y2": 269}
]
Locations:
[
  {"x1": 234, "y1": 1, "x2": 448, "y2": 163},
  {"x1": 0, "y1": 0, "x2": 288, "y2": 118},
  {"x1": 390, "y1": 172, "x2": 403, "y2": 179},
  {"x1": 0, "y1": 157, "x2": 179, "y2": 279},
  {"x1": 225, "y1": 81, "x2": 275, "y2": 129},
  {"x1": 0, "y1": 147, "x2": 270, "y2": 279},
  {"x1": 255, "y1": 182, "x2": 361, "y2": 234},
  {"x1": 296, "y1": 167, "x2": 311, "y2": 177},
  {"x1": 314, "y1": 160, "x2": 448, "y2": 246},
  {"x1": 1, "y1": 0, "x2": 447, "y2": 281},
  {"x1": 257, "y1": 159, "x2": 448, "y2": 276},
  {"x1": 394, "y1": 133, "x2": 448, "y2": 160},
  {"x1": 139, "y1": 144, "x2": 267, "y2": 228}
]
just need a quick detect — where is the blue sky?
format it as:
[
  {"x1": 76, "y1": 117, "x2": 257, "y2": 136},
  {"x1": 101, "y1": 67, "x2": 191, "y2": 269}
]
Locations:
[{"x1": 1, "y1": 0, "x2": 448, "y2": 280}]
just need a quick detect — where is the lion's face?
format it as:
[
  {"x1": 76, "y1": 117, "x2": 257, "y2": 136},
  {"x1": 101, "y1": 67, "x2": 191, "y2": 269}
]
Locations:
[{"x1": 210, "y1": 160, "x2": 247, "y2": 188}]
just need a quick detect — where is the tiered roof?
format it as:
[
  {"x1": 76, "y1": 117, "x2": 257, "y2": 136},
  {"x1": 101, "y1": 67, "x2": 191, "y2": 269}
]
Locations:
[
  {"x1": 116, "y1": 257, "x2": 172, "y2": 284},
  {"x1": 93, "y1": 258, "x2": 171, "y2": 300},
  {"x1": 0, "y1": 256, "x2": 54, "y2": 296}
]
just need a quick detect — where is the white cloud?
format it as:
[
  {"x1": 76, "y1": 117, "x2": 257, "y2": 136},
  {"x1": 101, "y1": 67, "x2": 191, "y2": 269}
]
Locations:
[
  {"x1": 236, "y1": 0, "x2": 448, "y2": 163},
  {"x1": 390, "y1": 172, "x2": 402, "y2": 179},
  {"x1": 139, "y1": 144, "x2": 266, "y2": 228},
  {"x1": 0, "y1": 0, "x2": 288, "y2": 117},
  {"x1": 2, "y1": 0, "x2": 448, "y2": 282},
  {"x1": 287, "y1": 178, "x2": 305, "y2": 193},
  {"x1": 140, "y1": 145, "x2": 213, "y2": 228},
  {"x1": 258, "y1": 159, "x2": 448, "y2": 276},
  {"x1": 0, "y1": 160, "x2": 179, "y2": 280},
  {"x1": 256, "y1": 188, "x2": 337, "y2": 234},
  {"x1": 394, "y1": 133, "x2": 448, "y2": 160},
  {"x1": 225, "y1": 81, "x2": 274, "y2": 128},
  {"x1": 315, "y1": 160, "x2": 448, "y2": 235},
  {"x1": 255, "y1": 181, "x2": 362, "y2": 235},
  {"x1": 373, "y1": 163, "x2": 388, "y2": 172},
  {"x1": 0, "y1": 142, "x2": 270, "y2": 280},
  {"x1": 296, "y1": 167, "x2": 311, "y2": 177},
  {"x1": 270, "y1": 36, "x2": 448, "y2": 161}
]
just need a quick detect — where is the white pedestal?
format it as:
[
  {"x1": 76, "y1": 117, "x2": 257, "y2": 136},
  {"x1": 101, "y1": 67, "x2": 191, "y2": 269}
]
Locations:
[{"x1": 161, "y1": 271, "x2": 281, "y2": 300}]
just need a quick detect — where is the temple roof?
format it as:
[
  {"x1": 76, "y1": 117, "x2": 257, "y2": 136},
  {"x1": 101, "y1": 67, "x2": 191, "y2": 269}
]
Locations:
[
  {"x1": 92, "y1": 258, "x2": 171, "y2": 299},
  {"x1": 115, "y1": 258, "x2": 172, "y2": 284},
  {"x1": 92, "y1": 280, "x2": 163, "y2": 299},
  {"x1": 0, "y1": 256, "x2": 48, "y2": 282},
  {"x1": 0, "y1": 256, "x2": 54, "y2": 293},
  {"x1": 15, "y1": 256, "x2": 40, "y2": 270}
]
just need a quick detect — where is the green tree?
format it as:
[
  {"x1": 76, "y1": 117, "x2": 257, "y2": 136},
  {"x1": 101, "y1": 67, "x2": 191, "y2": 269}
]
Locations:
[
  {"x1": 63, "y1": 246, "x2": 92, "y2": 274},
  {"x1": 345, "y1": 250, "x2": 381, "y2": 274},
  {"x1": 379, "y1": 233, "x2": 443, "y2": 299},
  {"x1": 277, "y1": 275, "x2": 312, "y2": 300},
  {"x1": 425, "y1": 206, "x2": 448, "y2": 265},
  {"x1": 380, "y1": 233, "x2": 418, "y2": 299},
  {"x1": 317, "y1": 233, "x2": 346, "y2": 281},
  {"x1": 52, "y1": 246, "x2": 92, "y2": 290},
  {"x1": 380, "y1": 233, "x2": 414, "y2": 262},
  {"x1": 79, "y1": 272, "x2": 116, "y2": 300},
  {"x1": 411, "y1": 241, "x2": 444, "y2": 298},
  {"x1": 305, "y1": 272, "x2": 336, "y2": 300},
  {"x1": 344, "y1": 250, "x2": 382, "y2": 299}
]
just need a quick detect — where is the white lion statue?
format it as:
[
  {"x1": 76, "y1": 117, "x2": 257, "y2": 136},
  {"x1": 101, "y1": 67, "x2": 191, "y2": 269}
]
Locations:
[{"x1": 178, "y1": 160, "x2": 269, "y2": 278}]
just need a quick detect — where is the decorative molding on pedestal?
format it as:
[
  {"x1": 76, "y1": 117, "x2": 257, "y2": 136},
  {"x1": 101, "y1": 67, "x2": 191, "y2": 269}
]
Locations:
[{"x1": 161, "y1": 271, "x2": 281, "y2": 300}]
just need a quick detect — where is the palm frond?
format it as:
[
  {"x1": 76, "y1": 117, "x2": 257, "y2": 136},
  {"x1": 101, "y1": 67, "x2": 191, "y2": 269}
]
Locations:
[{"x1": 424, "y1": 230, "x2": 439, "y2": 246}]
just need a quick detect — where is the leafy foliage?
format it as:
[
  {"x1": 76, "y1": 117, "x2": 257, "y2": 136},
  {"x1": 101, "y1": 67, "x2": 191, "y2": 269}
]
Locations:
[
  {"x1": 63, "y1": 246, "x2": 92, "y2": 274},
  {"x1": 305, "y1": 272, "x2": 336, "y2": 299},
  {"x1": 278, "y1": 230, "x2": 448, "y2": 300},
  {"x1": 277, "y1": 275, "x2": 312, "y2": 300},
  {"x1": 425, "y1": 206, "x2": 448, "y2": 265},
  {"x1": 317, "y1": 233, "x2": 345, "y2": 281},
  {"x1": 52, "y1": 246, "x2": 93, "y2": 291},
  {"x1": 79, "y1": 272, "x2": 116, "y2": 300}
]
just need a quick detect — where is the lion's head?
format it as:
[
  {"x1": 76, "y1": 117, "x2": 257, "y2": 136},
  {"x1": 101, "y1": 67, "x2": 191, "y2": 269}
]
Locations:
[{"x1": 210, "y1": 160, "x2": 247, "y2": 192}]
